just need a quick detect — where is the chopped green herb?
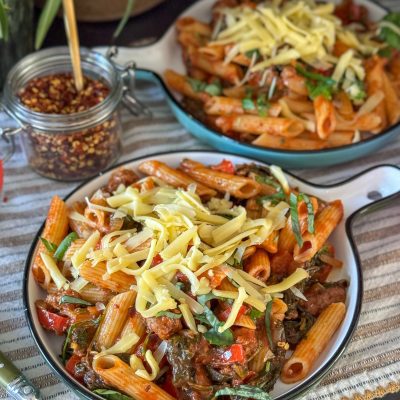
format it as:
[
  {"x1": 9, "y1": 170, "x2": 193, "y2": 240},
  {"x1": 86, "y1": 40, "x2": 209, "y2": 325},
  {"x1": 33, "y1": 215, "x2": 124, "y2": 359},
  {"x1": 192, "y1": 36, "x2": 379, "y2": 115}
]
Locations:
[
  {"x1": 59, "y1": 295, "x2": 92, "y2": 306},
  {"x1": 155, "y1": 311, "x2": 182, "y2": 319},
  {"x1": 249, "y1": 308, "x2": 264, "y2": 321},
  {"x1": 194, "y1": 313, "x2": 211, "y2": 326},
  {"x1": 256, "y1": 94, "x2": 270, "y2": 117},
  {"x1": 188, "y1": 77, "x2": 207, "y2": 92},
  {"x1": 256, "y1": 191, "x2": 286, "y2": 206},
  {"x1": 242, "y1": 97, "x2": 256, "y2": 111},
  {"x1": 379, "y1": 13, "x2": 400, "y2": 50},
  {"x1": 54, "y1": 232, "x2": 78, "y2": 261},
  {"x1": 289, "y1": 193, "x2": 303, "y2": 247},
  {"x1": 198, "y1": 295, "x2": 234, "y2": 346},
  {"x1": 215, "y1": 385, "x2": 272, "y2": 399},
  {"x1": 188, "y1": 77, "x2": 222, "y2": 96},
  {"x1": 265, "y1": 360, "x2": 271, "y2": 372},
  {"x1": 296, "y1": 65, "x2": 336, "y2": 100},
  {"x1": 255, "y1": 175, "x2": 281, "y2": 190},
  {"x1": 93, "y1": 389, "x2": 133, "y2": 400},
  {"x1": 40, "y1": 237, "x2": 57, "y2": 253},
  {"x1": 245, "y1": 48, "x2": 261, "y2": 59},
  {"x1": 289, "y1": 192, "x2": 315, "y2": 247},
  {"x1": 265, "y1": 300, "x2": 274, "y2": 350}
]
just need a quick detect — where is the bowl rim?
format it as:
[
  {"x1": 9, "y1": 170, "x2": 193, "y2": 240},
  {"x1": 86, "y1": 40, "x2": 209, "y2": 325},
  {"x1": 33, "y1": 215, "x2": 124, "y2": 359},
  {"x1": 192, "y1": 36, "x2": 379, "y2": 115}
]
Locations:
[
  {"x1": 21, "y1": 151, "x2": 400, "y2": 399},
  {"x1": 132, "y1": 0, "x2": 400, "y2": 156}
]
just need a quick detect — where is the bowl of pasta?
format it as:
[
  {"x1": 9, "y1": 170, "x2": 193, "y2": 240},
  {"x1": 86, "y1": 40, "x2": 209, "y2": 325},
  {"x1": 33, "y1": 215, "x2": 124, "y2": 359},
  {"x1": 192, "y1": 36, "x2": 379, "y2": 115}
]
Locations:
[
  {"x1": 102, "y1": 0, "x2": 400, "y2": 168},
  {"x1": 23, "y1": 151, "x2": 400, "y2": 400}
]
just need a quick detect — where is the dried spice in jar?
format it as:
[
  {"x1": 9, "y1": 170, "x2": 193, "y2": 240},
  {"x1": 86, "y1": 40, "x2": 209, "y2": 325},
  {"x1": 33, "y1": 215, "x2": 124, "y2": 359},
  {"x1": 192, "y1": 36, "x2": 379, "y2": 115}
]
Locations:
[
  {"x1": 17, "y1": 73, "x2": 121, "y2": 181},
  {"x1": 2, "y1": 48, "x2": 129, "y2": 182}
]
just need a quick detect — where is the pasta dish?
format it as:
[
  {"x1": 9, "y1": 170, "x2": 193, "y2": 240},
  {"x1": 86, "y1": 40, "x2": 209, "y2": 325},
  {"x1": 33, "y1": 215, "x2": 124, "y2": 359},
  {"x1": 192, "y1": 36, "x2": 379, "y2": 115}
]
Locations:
[
  {"x1": 33, "y1": 158, "x2": 347, "y2": 399},
  {"x1": 165, "y1": 0, "x2": 400, "y2": 150}
]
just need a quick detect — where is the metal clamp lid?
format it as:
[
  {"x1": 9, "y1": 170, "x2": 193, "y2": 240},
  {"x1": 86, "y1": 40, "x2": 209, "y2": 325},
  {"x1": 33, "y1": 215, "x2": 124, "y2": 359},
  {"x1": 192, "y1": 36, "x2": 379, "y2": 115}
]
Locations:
[{"x1": 107, "y1": 46, "x2": 152, "y2": 118}]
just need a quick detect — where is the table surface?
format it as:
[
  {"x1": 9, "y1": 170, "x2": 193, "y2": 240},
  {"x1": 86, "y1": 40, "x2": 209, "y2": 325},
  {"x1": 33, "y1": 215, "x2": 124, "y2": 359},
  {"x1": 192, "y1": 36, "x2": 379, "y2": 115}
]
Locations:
[{"x1": 0, "y1": 1, "x2": 398, "y2": 399}]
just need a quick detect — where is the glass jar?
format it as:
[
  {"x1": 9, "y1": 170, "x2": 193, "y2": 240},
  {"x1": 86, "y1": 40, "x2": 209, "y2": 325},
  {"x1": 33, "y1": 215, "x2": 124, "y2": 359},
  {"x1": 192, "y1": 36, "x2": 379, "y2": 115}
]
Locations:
[{"x1": 1, "y1": 47, "x2": 148, "y2": 181}]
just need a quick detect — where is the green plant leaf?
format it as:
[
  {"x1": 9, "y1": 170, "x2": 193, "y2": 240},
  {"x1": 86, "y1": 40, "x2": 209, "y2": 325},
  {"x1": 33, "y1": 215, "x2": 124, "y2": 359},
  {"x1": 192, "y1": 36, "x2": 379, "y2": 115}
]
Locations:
[
  {"x1": 113, "y1": 0, "x2": 136, "y2": 39},
  {"x1": 54, "y1": 232, "x2": 78, "y2": 261},
  {"x1": 35, "y1": 0, "x2": 62, "y2": 50},
  {"x1": 379, "y1": 13, "x2": 400, "y2": 50},
  {"x1": 242, "y1": 97, "x2": 256, "y2": 111},
  {"x1": 264, "y1": 300, "x2": 273, "y2": 350},
  {"x1": 59, "y1": 295, "x2": 92, "y2": 306},
  {"x1": 155, "y1": 311, "x2": 182, "y2": 319},
  {"x1": 93, "y1": 389, "x2": 133, "y2": 400},
  {"x1": 40, "y1": 237, "x2": 57, "y2": 253},
  {"x1": 214, "y1": 385, "x2": 272, "y2": 399},
  {"x1": 0, "y1": 0, "x2": 9, "y2": 42}
]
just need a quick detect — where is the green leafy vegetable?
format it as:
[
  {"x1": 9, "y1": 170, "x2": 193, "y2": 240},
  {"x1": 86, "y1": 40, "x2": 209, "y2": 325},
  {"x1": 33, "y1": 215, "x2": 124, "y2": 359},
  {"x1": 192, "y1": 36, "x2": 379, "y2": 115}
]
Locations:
[
  {"x1": 54, "y1": 232, "x2": 78, "y2": 261},
  {"x1": 255, "y1": 175, "x2": 281, "y2": 190},
  {"x1": 40, "y1": 237, "x2": 57, "y2": 253},
  {"x1": 265, "y1": 360, "x2": 271, "y2": 372},
  {"x1": 256, "y1": 191, "x2": 286, "y2": 205},
  {"x1": 93, "y1": 388, "x2": 133, "y2": 400},
  {"x1": 194, "y1": 313, "x2": 211, "y2": 326},
  {"x1": 155, "y1": 311, "x2": 182, "y2": 319},
  {"x1": 249, "y1": 308, "x2": 264, "y2": 321},
  {"x1": 188, "y1": 78, "x2": 222, "y2": 96},
  {"x1": 35, "y1": 0, "x2": 62, "y2": 49},
  {"x1": 289, "y1": 192, "x2": 315, "y2": 247},
  {"x1": 245, "y1": 48, "x2": 261, "y2": 59},
  {"x1": 214, "y1": 385, "x2": 272, "y2": 399},
  {"x1": 379, "y1": 13, "x2": 400, "y2": 50},
  {"x1": 62, "y1": 324, "x2": 75, "y2": 363},
  {"x1": 265, "y1": 300, "x2": 273, "y2": 350},
  {"x1": 113, "y1": 0, "x2": 136, "y2": 39},
  {"x1": 198, "y1": 295, "x2": 234, "y2": 346},
  {"x1": 256, "y1": 94, "x2": 271, "y2": 117},
  {"x1": 296, "y1": 65, "x2": 336, "y2": 100},
  {"x1": 0, "y1": 0, "x2": 9, "y2": 41},
  {"x1": 242, "y1": 97, "x2": 256, "y2": 111},
  {"x1": 59, "y1": 295, "x2": 92, "y2": 306}
]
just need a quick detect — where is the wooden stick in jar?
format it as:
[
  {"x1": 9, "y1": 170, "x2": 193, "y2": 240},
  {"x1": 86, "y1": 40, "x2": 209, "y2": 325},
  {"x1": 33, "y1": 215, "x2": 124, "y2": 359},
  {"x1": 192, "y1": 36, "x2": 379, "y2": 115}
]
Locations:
[{"x1": 62, "y1": 0, "x2": 84, "y2": 92}]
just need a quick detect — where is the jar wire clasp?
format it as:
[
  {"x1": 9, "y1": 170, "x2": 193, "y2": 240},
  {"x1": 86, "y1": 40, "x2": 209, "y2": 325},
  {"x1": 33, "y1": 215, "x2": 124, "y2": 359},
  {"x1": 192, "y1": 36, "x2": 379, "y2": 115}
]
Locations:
[{"x1": 106, "y1": 46, "x2": 152, "y2": 118}]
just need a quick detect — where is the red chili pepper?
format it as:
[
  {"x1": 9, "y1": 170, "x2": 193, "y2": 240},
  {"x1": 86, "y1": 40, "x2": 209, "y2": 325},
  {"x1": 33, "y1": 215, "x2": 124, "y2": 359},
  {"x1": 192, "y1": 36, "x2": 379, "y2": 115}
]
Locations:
[
  {"x1": 219, "y1": 305, "x2": 248, "y2": 322},
  {"x1": 211, "y1": 159, "x2": 235, "y2": 174},
  {"x1": 151, "y1": 254, "x2": 163, "y2": 266},
  {"x1": 221, "y1": 344, "x2": 245, "y2": 363},
  {"x1": 65, "y1": 354, "x2": 83, "y2": 382},
  {"x1": 36, "y1": 305, "x2": 70, "y2": 335}
]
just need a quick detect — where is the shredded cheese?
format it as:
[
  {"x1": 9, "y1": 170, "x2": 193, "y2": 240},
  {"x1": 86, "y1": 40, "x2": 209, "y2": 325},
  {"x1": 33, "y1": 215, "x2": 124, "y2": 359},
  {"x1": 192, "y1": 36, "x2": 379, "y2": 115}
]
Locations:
[{"x1": 218, "y1": 287, "x2": 248, "y2": 332}]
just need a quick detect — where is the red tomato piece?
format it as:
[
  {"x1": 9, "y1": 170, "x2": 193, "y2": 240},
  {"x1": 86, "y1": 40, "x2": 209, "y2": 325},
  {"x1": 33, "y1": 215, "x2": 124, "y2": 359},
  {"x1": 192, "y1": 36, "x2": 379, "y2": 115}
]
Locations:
[
  {"x1": 211, "y1": 159, "x2": 235, "y2": 174},
  {"x1": 65, "y1": 354, "x2": 83, "y2": 382},
  {"x1": 221, "y1": 344, "x2": 245, "y2": 363},
  {"x1": 219, "y1": 305, "x2": 248, "y2": 322},
  {"x1": 36, "y1": 305, "x2": 70, "y2": 335}
]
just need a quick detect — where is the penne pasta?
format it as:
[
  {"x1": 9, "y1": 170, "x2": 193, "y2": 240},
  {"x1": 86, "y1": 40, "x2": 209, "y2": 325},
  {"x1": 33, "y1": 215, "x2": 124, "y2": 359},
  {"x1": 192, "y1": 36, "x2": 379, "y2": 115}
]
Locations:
[
  {"x1": 93, "y1": 355, "x2": 175, "y2": 400},
  {"x1": 294, "y1": 200, "x2": 343, "y2": 262},
  {"x1": 33, "y1": 196, "x2": 69, "y2": 289},
  {"x1": 180, "y1": 158, "x2": 261, "y2": 199},
  {"x1": 244, "y1": 248, "x2": 271, "y2": 282},
  {"x1": 96, "y1": 291, "x2": 137, "y2": 351},
  {"x1": 138, "y1": 160, "x2": 216, "y2": 198},
  {"x1": 281, "y1": 302, "x2": 346, "y2": 383},
  {"x1": 314, "y1": 95, "x2": 336, "y2": 139},
  {"x1": 253, "y1": 133, "x2": 325, "y2": 150}
]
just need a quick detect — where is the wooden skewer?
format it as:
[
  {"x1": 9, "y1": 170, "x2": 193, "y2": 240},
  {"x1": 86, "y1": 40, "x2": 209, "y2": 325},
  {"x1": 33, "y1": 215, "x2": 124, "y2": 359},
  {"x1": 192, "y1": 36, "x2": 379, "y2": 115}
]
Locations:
[{"x1": 62, "y1": 0, "x2": 83, "y2": 92}]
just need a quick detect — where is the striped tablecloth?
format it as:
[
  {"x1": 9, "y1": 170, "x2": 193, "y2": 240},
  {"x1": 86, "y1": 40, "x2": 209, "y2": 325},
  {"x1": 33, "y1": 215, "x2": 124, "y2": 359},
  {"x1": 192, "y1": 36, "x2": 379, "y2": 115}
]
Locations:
[{"x1": 1, "y1": 1, "x2": 400, "y2": 398}]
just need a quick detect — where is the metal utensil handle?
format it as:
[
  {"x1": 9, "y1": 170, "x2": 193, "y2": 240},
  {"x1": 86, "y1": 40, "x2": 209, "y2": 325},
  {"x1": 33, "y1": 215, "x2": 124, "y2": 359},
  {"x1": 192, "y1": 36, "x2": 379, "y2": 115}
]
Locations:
[
  {"x1": 107, "y1": 46, "x2": 152, "y2": 118},
  {"x1": 0, "y1": 351, "x2": 41, "y2": 400},
  {"x1": 0, "y1": 127, "x2": 21, "y2": 164}
]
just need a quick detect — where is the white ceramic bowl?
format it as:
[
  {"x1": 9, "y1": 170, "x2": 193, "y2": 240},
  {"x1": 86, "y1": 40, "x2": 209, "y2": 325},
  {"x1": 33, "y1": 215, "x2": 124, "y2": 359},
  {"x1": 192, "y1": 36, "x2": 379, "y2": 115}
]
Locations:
[{"x1": 23, "y1": 151, "x2": 400, "y2": 399}]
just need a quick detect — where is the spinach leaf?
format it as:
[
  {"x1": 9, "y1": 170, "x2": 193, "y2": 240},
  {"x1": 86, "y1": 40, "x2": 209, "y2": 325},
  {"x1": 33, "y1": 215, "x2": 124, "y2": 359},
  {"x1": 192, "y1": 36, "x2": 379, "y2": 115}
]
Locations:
[
  {"x1": 40, "y1": 237, "x2": 57, "y2": 253},
  {"x1": 93, "y1": 389, "x2": 133, "y2": 400},
  {"x1": 59, "y1": 295, "x2": 92, "y2": 306},
  {"x1": 379, "y1": 13, "x2": 400, "y2": 50},
  {"x1": 54, "y1": 232, "x2": 78, "y2": 261},
  {"x1": 197, "y1": 295, "x2": 234, "y2": 346},
  {"x1": 265, "y1": 300, "x2": 274, "y2": 350},
  {"x1": 155, "y1": 311, "x2": 182, "y2": 319},
  {"x1": 214, "y1": 385, "x2": 272, "y2": 399}
]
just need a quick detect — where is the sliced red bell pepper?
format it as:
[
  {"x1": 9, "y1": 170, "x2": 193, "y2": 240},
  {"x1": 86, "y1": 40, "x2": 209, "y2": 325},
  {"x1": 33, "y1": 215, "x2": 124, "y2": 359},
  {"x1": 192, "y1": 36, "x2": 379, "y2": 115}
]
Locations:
[
  {"x1": 36, "y1": 305, "x2": 70, "y2": 335},
  {"x1": 151, "y1": 254, "x2": 163, "y2": 266},
  {"x1": 65, "y1": 354, "x2": 83, "y2": 382},
  {"x1": 219, "y1": 305, "x2": 248, "y2": 322},
  {"x1": 211, "y1": 159, "x2": 235, "y2": 174},
  {"x1": 221, "y1": 344, "x2": 245, "y2": 363}
]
